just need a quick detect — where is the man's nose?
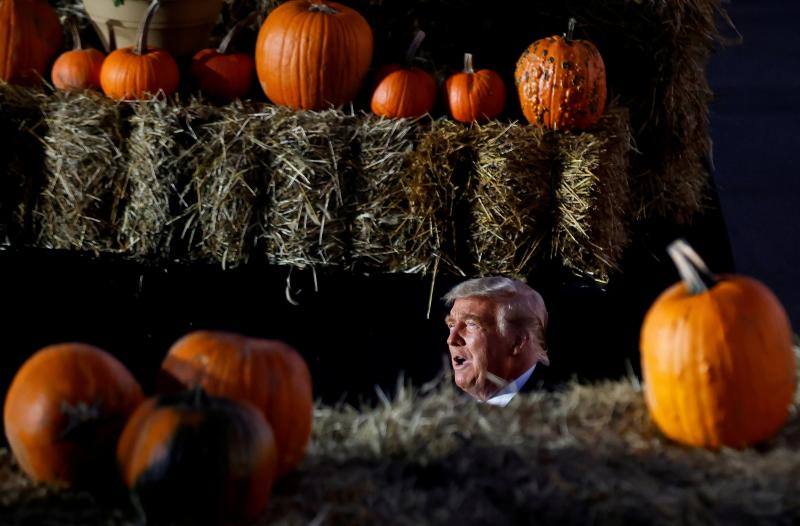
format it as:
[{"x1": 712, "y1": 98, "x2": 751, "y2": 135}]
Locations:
[{"x1": 447, "y1": 325, "x2": 465, "y2": 346}]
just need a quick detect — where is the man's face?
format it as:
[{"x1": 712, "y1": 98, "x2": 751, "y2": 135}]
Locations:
[{"x1": 445, "y1": 296, "x2": 515, "y2": 401}]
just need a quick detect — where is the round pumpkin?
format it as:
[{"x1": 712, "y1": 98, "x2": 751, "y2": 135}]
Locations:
[
  {"x1": 444, "y1": 53, "x2": 506, "y2": 123},
  {"x1": 370, "y1": 31, "x2": 437, "y2": 119},
  {"x1": 0, "y1": 0, "x2": 62, "y2": 85},
  {"x1": 641, "y1": 239, "x2": 796, "y2": 449},
  {"x1": 159, "y1": 330, "x2": 312, "y2": 476},
  {"x1": 192, "y1": 14, "x2": 256, "y2": 103},
  {"x1": 515, "y1": 18, "x2": 606, "y2": 129},
  {"x1": 51, "y1": 17, "x2": 105, "y2": 91},
  {"x1": 3, "y1": 343, "x2": 143, "y2": 486},
  {"x1": 117, "y1": 389, "x2": 277, "y2": 525},
  {"x1": 255, "y1": 0, "x2": 373, "y2": 110},
  {"x1": 100, "y1": 0, "x2": 179, "y2": 100}
]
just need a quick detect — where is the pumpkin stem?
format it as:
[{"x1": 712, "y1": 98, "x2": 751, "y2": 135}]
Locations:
[
  {"x1": 134, "y1": 0, "x2": 161, "y2": 56},
  {"x1": 406, "y1": 30, "x2": 426, "y2": 64},
  {"x1": 565, "y1": 17, "x2": 576, "y2": 43},
  {"x1": 308, "y1": 1, "x2": 339, "y2": 15},
  {"x1": 667, "y1": 238, "x2": 719, "y2": 295},
  {"x1": 463, "y1": 52, "x2": 474, "y2": 74},
  {"x1": 217, "y1": 12, "x2": 257, "y2": 54},
  {"x1": 66, "y1": 16, "x2": 83, "y2": 51}
]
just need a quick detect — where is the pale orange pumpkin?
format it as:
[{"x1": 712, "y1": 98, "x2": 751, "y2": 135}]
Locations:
[
  {"x1": 100, "y1": 0, "x2": 179, "y2": 100},
  {"x1": 51, "y1": 18, "x2": 105, "y2": 91},
  {"x1": 371, "y1": 31, "x2": 437, "y2": 119},
  {"x1": 255, "y1": 0, "x2": 373, "y2": 110},
  {"x1": 444, "y1": 53, "x2": 506, "y2": 123},
  {"x1": 159, "y1": 330, "x2": 312, "y2": 476},
  {"x1": 640, "y1": 239, "x2": 796, "y2": 449},
  {"x1": 0, "y1": 0, "x2": 62, "y2": 85},
  {"x1": 515, "y1": 18, "x2": 606, "y2": 129},
  {"x1": 192, "y1": 14, "x2": 256, "y2": 103}
]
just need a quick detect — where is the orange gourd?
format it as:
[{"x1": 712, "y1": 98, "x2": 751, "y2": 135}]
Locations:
[
  {"x1": 117, "y1": 390, "x2": 277, "y2": 525},
  {"x1": 0, "y1": 0, "x2": 62, "y2": 85},
  {"x1": 371, "y1": 31, "x2": 437, "y2": 119},
  {"x1": 51, "y1": 17, "x2": 105, "y2": 91},
  {"x1": 444, "y1": 53, "x2": 506, "y2": 123},
  {"x1": 100, "y1": 0, "x2": 179, "y2": 100},
  {"x1": 159, "y1": 330, "x2": 312, "y2": 476},
  {"x1": 3, "y1": 343, "x2": 143, "y2": 486},
  {"x1": 255, "y1": 0, "x2": 373, "y2": 110},
  {"x1": 192, "y1": 14, "x2": 256, "y2": 103},
  {"x1": 641, "y1": 239, "x2": 796, "y2": 449},
  {"x1": 515, "y1": 18, "x2": 606, "y2": 129}
]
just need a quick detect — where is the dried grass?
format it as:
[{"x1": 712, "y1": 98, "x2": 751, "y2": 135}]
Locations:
[
  {"x1": 553, "y1": 106, "x2": 633, "y2": 284},
  {"x1": 468, "y1": 122, "x2": 553, "y2": 279}
]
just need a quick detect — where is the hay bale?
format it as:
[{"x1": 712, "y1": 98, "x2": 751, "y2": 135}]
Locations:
[
  {"x1": 553, "y1": 106, "x2": 633, "y2": 284},
  {"x1": 118, "y1": 97, "x2": 187, "y2": 260},
  {"x1": 350, "y1": 115, "x2": 421, "y2": 272},
  {"x1": 468, "y1": 122, "x2": 553, "y2": 279},
  {"x1": 261, "y1": 108, "x2": 356, "y2": 269},
  {"x1": 0, "y1": 82, "x2": 46, "y2": 245},
  {"x1": 33, "y1": 90, "x2": 126, "y2": 254},
  {"x1": 184, "y1": 101, "x2": 264, "y2": 268}
]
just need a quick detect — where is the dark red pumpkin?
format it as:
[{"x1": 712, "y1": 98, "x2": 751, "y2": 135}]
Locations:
[
  {"x1": 0, "y1": 0, "x2": 62, "y2": 85},
  {"x1": 100, "y1": 0, "x2": 179, "y2": 100},
  {"x1": 255, "y1": 0, "x2": 373, "y2": 110},
  {"x1": 515, "y1": 18, "x2": 606, "y2": 129},
  {"x1": 444, "y1": 53, "x2": 506, "y2": 123},
  {"x1": 3, "y1": 343, "x2": 143, "y2": 486},
  {"x1": 159, "y1": 330, "x2": 312, "y2": 476},
  {"x1": 371, "y1": 31, "x2": 437, "y2": 119},
  {"x1": 192, "y1": 14, "x2": 256, "y2": 103},
  {"x1": 117, "y1": 389, "x2": 277, "y2": 525},
  {"x1": 51, "y1": 17, "x2": 105, "y2": 91}
]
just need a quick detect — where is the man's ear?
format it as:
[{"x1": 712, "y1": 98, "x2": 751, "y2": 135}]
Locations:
[{"x1": 511, "y1": 331, "x2": 529, "y2": 356}]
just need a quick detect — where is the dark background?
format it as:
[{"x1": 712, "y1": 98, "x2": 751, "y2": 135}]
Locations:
[{"x1": 0, "y1": 0, "x2": 797, "y2": 414}]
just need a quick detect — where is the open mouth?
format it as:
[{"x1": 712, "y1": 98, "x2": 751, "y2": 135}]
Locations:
[{"x1": 452, "y1": 354, "x2": 471, "y2": 369}]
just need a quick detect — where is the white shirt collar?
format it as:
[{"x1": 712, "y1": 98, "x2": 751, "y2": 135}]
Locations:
[{"x1": 484, "y1": 364, "x2": 537, "y2": 407}]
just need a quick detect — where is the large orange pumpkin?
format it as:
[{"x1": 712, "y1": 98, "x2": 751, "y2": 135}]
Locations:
[
  {"x1": 3, "y1": 343, "x2": 143, "y2": 486},
  {"x1": 117, "y1": 390, "x2": 277, "y2": 525},
  {"x1": 51, "y1": 17, "x2": 105, "y2": 91},
  {"x1": 192, "y1": 14, "x2": 256, "y2": 103},
  {"x1": 159, "y1": 331, "x2": 312, "y2": 476},
  {"x1": 444, "y1": 53, "x2": 506, "y2": 123},
  {"x1": 0, "y1": 0, "x2": 62, "y2": 85},
  {"x1": 370, "y1": 31, "x2": 437, "y2": 119},
  {"x1": 641, "y1": 239, "x2": 796, "y2": 449},
  {"x1": 515, "y1": 18, "x2": 606, "y2": 129},
  {"x1": 255, "y1": 0, "x2": 373, "y2": 110},
  {"x1": 100, "y1": 0, "x2": 179, "y2": 100}
]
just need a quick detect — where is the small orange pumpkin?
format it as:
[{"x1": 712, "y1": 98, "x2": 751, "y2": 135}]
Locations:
[
  {"x1": 3, "y1": 343, "x2": 143, "y2": 486},
  {"x1": 192, "y1": 14, "x2": 256, "y2": 103},
  {"x1": 255, "y1": 0, "x2": 373, "y2": 110},
  {"x1": 0, "y1": 0, "x2": 62, "y2": 85},
  {"x1": 51, "y1": 17, "x2": 105, "y2": 91},
  {"x1": 515, "y1": 18, "x2": 606, "y2": 129},
  {"x1": 117, "y1": 389, "x2": 277, "y2": 525},
  {"x1": 100, "y1": 0, "x2": 179, "y2": 100},
  {"x1": 371, "y1": 31, "x2": 437, "y2": 119},
  {"x1": 159, "y1": 330, "x2": 312, "y2": 476},
  {"x1": 641, "y1": 239, "x2": 796, "y2": 449},
  {"x1": 444, "y1": 53, "x2": 506, "y2": 123}
]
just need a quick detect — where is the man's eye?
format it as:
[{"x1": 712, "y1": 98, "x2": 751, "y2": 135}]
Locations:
[{"x1": 467, "y1": 321, "x2": 478, "y2": 328}]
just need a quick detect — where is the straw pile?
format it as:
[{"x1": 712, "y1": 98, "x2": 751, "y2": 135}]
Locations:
[
  {"x1": 4, "y1": 363, "x2": 800, "y2": 525},
  {"x1": 553, "y1": 106, "x2": 633, "y2": 284},
  {"x1": 33, "y1": 90, "x2": 126, "y2": 254},
  {"x1": 119, "y1": 97, "x2": 187, "y2": 259},
  {"x1": 468, "y1": 122, "x2": 553, "y2": 279},
  {"x1": 261, "y1": 108, "x2": 356, "y2": 269}
]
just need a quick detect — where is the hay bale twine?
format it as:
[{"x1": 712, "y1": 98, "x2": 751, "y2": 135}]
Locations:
[
  {"x1": 33, "y1": 90, "x2": 126, "y2": 254},
  {"x1": 261, "y1": 108, "x2": 356, "y2": 269},
  {"x1": 469, "y1": 122, "x2": 554, "y2": 279},
  {"x1": 553, "y1": 106, "x2": 633, "y2": 283}
]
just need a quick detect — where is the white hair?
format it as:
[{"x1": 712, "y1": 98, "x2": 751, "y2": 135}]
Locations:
[{"x1": 444, "y1": 276, "x2": 549, "y2": 364}]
